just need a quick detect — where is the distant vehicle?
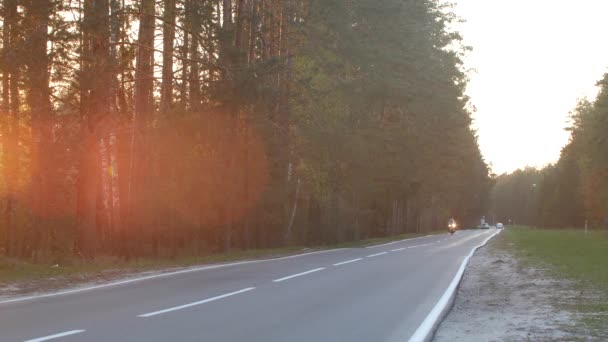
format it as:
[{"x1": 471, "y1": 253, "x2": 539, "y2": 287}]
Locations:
[
  {"x1": 448, "y1": 218, "x2": 457, "y2": 234},
  {"x1": 496, "y1": 223, "x2": 504, "y2": 229},
  {"x1": 481, "y1": 223, "x2": 490, "y2": 229}
]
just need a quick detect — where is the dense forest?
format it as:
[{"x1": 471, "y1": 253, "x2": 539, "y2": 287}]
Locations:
[
  {"x1": 492, "y1": 74, "x2": 608, "y2": 229},
  {"x1": 0, "y1": 0, "x2": 490, "y2": 262}
]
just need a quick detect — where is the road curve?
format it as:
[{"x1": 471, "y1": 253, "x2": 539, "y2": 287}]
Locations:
[{"x1": 0, "y1": 230, "x2": 496, "y2": 342}]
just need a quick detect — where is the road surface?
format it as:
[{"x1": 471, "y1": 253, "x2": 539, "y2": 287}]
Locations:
[{"x1": 0, "y1": 230, "x2": 496, "y2": 342}]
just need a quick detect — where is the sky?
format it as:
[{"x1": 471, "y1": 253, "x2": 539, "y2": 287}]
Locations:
[{"x1": 450, "y1": 0, "x2": 608, "y2": 174}]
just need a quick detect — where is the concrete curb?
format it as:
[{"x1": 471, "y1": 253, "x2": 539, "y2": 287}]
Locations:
[{"x1": 408, "y1": 230, "x2": 502, "y2": 342}]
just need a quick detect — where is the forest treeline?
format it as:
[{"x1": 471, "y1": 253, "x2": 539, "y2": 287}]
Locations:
[
  {"x1": 492, "y1": 74, "x2": 608, "y2": 228},
  {"x1": 0, "y1": 0, "x2": 490, "y2": 262}
]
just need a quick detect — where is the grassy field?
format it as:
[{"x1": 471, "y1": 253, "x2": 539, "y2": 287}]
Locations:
[
  {"x1": 504, "y1": 226, "x2": 608, "y2": 331},
  {"x1": 0, "y1": 230, "x2": 445, "y2": 285}
]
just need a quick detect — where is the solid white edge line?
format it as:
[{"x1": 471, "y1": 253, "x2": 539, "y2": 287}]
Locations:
[
  {"x1": 138, "y1": 287, "x2": 255, "y2": 318},
  {"x1": 272, "y1": 267, "x2": 325, "y2": 282},
  {"x1": 0, "y1": 249, "x2": 346, "y2": 306},
  {"x1": 332, "y1": 258, "x2": 363, "y2": 266},
  {"x1": 365, "y1": 234, "x2": 436, "y2": 249},
  {"x1": 24, "y1": 330, "x2": 85, "y2": 342},
  {"x1": 408, "y1": 230, "x2": 501, "y2": 342},
  {"x1": 367, "y1": 252, "x2": 388, "y2": 258}
]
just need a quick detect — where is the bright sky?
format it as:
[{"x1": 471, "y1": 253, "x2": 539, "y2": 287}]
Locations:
[{"x1": 450, "y1": 0, "x2": 608, "y2": 174}]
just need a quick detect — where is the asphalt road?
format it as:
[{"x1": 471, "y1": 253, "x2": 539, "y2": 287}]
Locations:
[{"x1": 0, "y1": 229, "x2": 497, "y2": 342}]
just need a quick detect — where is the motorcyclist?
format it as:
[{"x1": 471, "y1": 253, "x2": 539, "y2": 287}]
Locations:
[{"x1": 448, "y1": 218, "x2": 457, "y2": 234}]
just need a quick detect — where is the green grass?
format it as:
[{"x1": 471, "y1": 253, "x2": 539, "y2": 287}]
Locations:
[
  {"x1": 505, "y1": 226, "x2": 608, "y2": 292},
  {"x1": 504, "y1": 226, "x2": 608, "y2": 334},
  {"x1": 0, "y1": 230, "x2": 445, "y2": 285}
]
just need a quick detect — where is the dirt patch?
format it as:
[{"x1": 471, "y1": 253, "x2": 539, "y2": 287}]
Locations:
[{"x1": 434, "y1": 234, "x2": 603, "y2": 341}]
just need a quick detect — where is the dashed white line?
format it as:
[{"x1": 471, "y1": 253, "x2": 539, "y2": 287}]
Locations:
[
  {"x1": 408, "y1": 243, "x2": 435, "y2": 249},
  {"x1": 273, "y1": 268, "x2": 325, "y2": 282},
  {"x1": 138, "y1": 287, "x2": 256, "y2": 317},
  {"x1": 333, "y1": 258, "x2": 363, "y2": 266},
  {"x1": 0, "y1": 248, "x2": 346, "y2": 306},
  {"x1": 391, "y1": 247, "x2": 406, "y2": 252},
  {"x1": 367, "y1": 252, "x2": 388, "y2": 258},
  {"x1": 365, "y1": 234, "x2": 436, "y2": 248},
  {"x1": 24, "y1": 330, "x2": 85, "y2": 342}
]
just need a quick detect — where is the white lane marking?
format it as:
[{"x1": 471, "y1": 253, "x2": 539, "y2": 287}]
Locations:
[
  {"x1": 434, "y1": 231, "x2": 488, "y2": 251},
  {"x1": 407, "y1": 242, "x2": 435, "y2": 249},
  {"x1": 273, "y1": 268, "x2": 325, "y2": 282},
  {"x1": 408, "y1": 230, "x2": 500, "y2": 342},
  {"x1": 365, "y1": 234, "x2": 436, "y2": 249},
  {"x1": 333, "y1": 258, "x2": 363, "y2": 266},
  {"x1": 0, "y1": 249, "x2": 347, "y2": 306},
  {"x1": 25, "y1": 330, "x2": 85, "y2": 342},
  {"x1": 139, "y1": 287, "x2": 255, "y2": 318},
  {"x1": 378, "y1": 240, "x2": 447, "y2": 253},
  {"x1": 367, "y1": 252, "x2": 388, "y2": 258}
]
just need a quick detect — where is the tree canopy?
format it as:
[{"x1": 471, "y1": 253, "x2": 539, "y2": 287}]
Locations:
[
  {"x1": 492, "y1": 74, "x2": 608, "y2": 228},
  {"x1": 0, "y1": 0, "x2": 490, "y2": 262}
]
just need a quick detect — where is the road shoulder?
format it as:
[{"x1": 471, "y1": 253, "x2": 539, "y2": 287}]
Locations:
[{"x1": 434, "y1": 231, "x2": 603, "y2": 341}]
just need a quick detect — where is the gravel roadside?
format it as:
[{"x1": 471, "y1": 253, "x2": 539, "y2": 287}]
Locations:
[{"x1": 434, "y1": 232, "x2": 601, "y2": 341}]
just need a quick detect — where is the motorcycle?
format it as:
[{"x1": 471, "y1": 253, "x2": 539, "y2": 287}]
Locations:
[{"x1": 448, "y1": 220, "x2": 457, "y2": 234}]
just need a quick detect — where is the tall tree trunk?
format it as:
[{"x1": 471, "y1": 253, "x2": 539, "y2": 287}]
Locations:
[
  {"x1": 108, "y1": 133, "x2": 121, "y2": 253},
  {"x1": 77, "y1": 0, "x2": 112, "y2": 259},
  {"x1": 234, "y1": 0, "x2": 245, "y2": 49},
  {"x1": 134, "y1": 0, "x2": 155, "y2": 120},
  {"x1": 261, "y1": 0, "x2": 271, "y2": 60},
  {"x1": 353, "y1": 190, "x2": 360, "y2": 241},
  {"x1": 221, "y1": 0, "x2": 235, "y2": 252},
  {"x1": 24, "y1": 0, "x2": 53, "y2": 261},
  {"x1": 285, "y1": 178, "x2": 300, "y2": 244},
  {"x1": 223, "y1": 0, "x2": 233, "y2": 29},
  {"x1": 105, "y1": 0, "x2": 123, "y2": 252},
  {"x1": 0, "y1": 4, "x2": 9, "y2": 255},
  {"x1": 179, "y1": 0, "x2": 190, "y2": 109},
  {"x1": 109, "y1": 0, "x2": 121, "y2": 115},
  {"x1": 275, "y1": 0, "x2": 293, "y2": 238},
  {"x1": 160, "y1": 0, "x2": 176, "y2": 114},
  {"x1": 127, "y1": 0, "x2": 155, "y2": 256},
  {"x1": 188, "y1": 1, "x2": 201, "y2": 112},
  {"x1": 247, "y1": 0, "x2": 257, "y2": 64},
  {"x1": 2, "y1": 0, "x2": 20, "y2": 257}
]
